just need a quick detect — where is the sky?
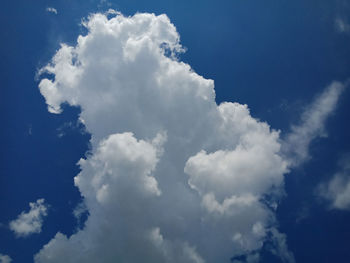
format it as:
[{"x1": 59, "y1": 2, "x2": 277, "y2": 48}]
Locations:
[{"x1": 1, "y1": 0, "x2": 350, "y2": 262}]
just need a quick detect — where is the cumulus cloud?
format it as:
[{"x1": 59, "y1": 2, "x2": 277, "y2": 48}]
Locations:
[
  {"x1": 317, "y1": 155, "x2": 350, "y2": 210},
  {"x1": 46, "y1": 7, "x2": 57, "y2": 15},
  {"x1": 282, "y1": 81, "x2": 344, "y2": 166},
  {"x1": 9, "y1": 199, "x2": 48, "y2": 238},
  {"x1": 0, "y1": 254, "x2": 12, "y2": 263},
  {"x1": 35, "y1": 11, "x2": 342, "y2": 263}
]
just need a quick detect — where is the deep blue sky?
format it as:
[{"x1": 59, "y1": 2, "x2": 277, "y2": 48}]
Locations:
[{"x1": 1, "y1": 0, "x2": 350, "y2": 262}]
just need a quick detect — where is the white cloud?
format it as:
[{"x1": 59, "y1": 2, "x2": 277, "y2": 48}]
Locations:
[
  {"x1": 282, "y1": 81, "x2": 344, "y2": 166},
  {"x1": 46, "y1": 7, "x2": 57, "y2": 15},
  {"x1": 317, "y1": 155, "x2": 350, "y2": 210},
  {"x1": 0, "y1": 254, "x2": 12, "y2": 263},
  {"x1": 9, "y1": 199, "x2": 48, "y2": 238},
  {"x1": 34, "y1": 11, "x2": 342, "y2": 263},
  {"x1": 335, "y1": 18, "x2": 350, "y2": 33}
]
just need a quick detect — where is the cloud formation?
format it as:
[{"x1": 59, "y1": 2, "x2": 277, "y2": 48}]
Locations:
[
  {"x1": 0, "y1": 254, "x2": 12, "y2": 263},
  {"x1": 9, "y1": 199, "x2": 48, "y2": 238},
  {"x1": 335, "y1": 18, "x2": 350, "y2": 33},
  {"x1": 46, "y1": 7, "x2": 57, "y2": 15},
  {"x1": 282, "y1": 81, "x2": 344, "y2": 166},
  {"x1": 35, "y1": 11, "x2": 342, "y2": 263},
  {"x1": 317, "y1": 155, "x2": 350, "y2": 210}
]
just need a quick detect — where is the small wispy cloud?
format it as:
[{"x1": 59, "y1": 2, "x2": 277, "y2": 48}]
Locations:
[
  {"x1": 282, "y1": 81, "x2": 345, "y2": 166},
  {"x1": 9, "y1": 199, "x2": 49, "y2": 238},
  {"x1": 46, "y1": 7, "x2": 57, "y2": 15},
  {"x1": 335, "y1": 18, "x2": 350, "y2": 33},
  {"x1": 73, "y1": 201, "x2": 88, "y2": 230},
  {"x1": 56, "y1": 120, "x2": 87, "y2": 138},
  {"x1": 317, "y1": 155, "x2": 350, "y2": 210}
]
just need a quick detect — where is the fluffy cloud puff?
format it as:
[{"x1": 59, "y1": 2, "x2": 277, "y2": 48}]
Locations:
[
  {"x1": 9, "y1": 199, "x2": 48, "y2": 238},
  {"x1": 0, "y1": 253, "x2": 12, "y2": 263},
  {"x1": 35, "y1": 11, "x2": 342, "y2": 262}
]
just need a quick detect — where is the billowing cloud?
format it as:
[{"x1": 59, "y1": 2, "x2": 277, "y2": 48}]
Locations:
[
  {"x1": 9, "y1": 199, "x2": 48, "y2": 238},
  {"x1": 0, "y1": 254, "x2": 12, "y2": 263},
  {"x1": 282, "y1": 81, "x2": 344, "y2": 166},
  {"x1": 35, "y1": 11, "x2": 342, "y2": 263},
  {"x1": 46, "y1": 7, "x2": 58, "y2": 15},
  {"x1": 317, "y1": 155, "x2": 350, "y2": 210}
]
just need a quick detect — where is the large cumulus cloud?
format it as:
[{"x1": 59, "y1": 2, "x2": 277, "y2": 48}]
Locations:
[{"x1": 35, "y1": 11, "x2": 343, "y2": 262}]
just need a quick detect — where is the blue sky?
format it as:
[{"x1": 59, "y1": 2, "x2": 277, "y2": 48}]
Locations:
[{"x1": 1, "y1": 0, "x2": 350, "y2": 262}]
